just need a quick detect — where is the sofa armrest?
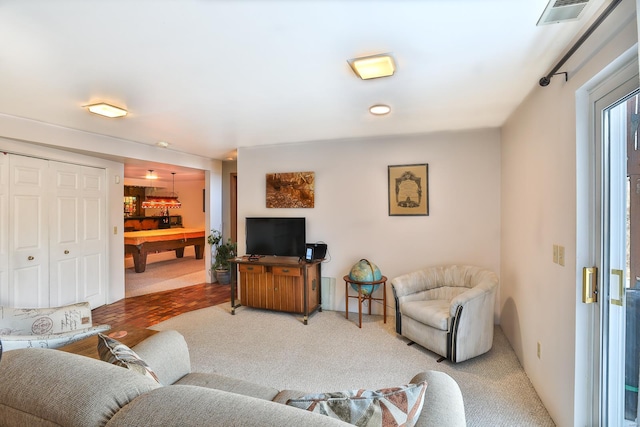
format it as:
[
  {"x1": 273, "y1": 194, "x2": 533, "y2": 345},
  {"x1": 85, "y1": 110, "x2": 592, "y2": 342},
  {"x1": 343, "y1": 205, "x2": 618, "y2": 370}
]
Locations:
[
  {"x1": 176, "y1": 372, "x2": 280, "y2": 401},
  {"x1": 276, "y1": 372, "x2": 464, "y2": 427},
  {"x1": 390, "y1": 271, "x2": 431, "y2": 299},
  {"x1": 411, "y1": 371, "x2": 466, "y2": 427},
  {"x1": 0, "y1": 324, "x2": 110, "y2": 351},
  {"x1": 0, "y1": 348, "x2": 160, "y2": 427},
  {"x1": 449, "y1": 279, "x2": 497, "y2": 315},
  {"x1": 132, "y1": 330, "x2": 191, "y2": 385},
  {"x1": 448, "y1": 279, "x2": 497, "y2": 362}
]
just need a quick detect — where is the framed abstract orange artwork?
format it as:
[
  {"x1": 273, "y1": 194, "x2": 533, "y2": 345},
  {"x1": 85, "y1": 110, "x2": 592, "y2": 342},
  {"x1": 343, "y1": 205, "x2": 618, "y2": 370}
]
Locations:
[{"x1": 266, "y1": 171, "x2": 315, "y2": 208}]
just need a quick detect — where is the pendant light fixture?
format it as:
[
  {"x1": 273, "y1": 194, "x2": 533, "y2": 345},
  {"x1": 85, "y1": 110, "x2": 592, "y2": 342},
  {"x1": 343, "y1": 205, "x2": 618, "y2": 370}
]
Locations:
[{"x1": 141, "y1": 171, "x2": 182, "y2": 209}]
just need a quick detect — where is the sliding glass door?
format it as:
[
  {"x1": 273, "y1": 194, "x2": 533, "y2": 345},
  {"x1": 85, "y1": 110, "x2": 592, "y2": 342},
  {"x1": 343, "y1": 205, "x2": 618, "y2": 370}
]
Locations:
[{"x1": 595, "y1": 74, "x2": 639, "y2": 426}]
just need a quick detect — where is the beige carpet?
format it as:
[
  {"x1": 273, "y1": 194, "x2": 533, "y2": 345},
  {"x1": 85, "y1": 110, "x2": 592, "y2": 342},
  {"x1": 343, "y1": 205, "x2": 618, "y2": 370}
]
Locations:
[
  {"x1": 125, "y1": 247, "x2": 207, "y2": 297},
  {"x1": 151, "y1": 304, "x2": 555, "y2": 426}
]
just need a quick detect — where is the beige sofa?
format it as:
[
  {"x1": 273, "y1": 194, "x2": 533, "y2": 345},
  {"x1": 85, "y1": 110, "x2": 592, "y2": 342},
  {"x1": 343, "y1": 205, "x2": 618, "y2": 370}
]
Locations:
[{"x1": 0, "y1": 330, "x2": 466, "y2": 426}]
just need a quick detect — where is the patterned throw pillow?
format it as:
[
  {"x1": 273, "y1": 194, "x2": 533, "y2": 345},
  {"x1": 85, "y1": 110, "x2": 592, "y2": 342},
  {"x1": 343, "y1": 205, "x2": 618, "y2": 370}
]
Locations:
[
  {"x1": 286, "y1": 381, "x2": 427, "y2": 427},
  {"x1": 97, "y1": 333, "x2": 160, "y2": 383}
]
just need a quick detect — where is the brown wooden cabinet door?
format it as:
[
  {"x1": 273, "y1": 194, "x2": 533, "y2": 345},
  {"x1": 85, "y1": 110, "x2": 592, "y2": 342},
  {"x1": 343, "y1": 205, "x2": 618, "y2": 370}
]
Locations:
[
  {"x1": 273, "y1": 275, "x2": 301, "y2": 312},
  {"x1": 239, "y1": 265, "x2": 267, "y2": 308},
  {"x1": 273, "y1": 266, "x2": 302, "y2": 312}
]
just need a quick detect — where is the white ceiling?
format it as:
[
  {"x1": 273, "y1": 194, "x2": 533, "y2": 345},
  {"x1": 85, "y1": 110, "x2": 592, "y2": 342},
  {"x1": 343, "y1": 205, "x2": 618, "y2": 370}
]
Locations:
[{"x1": 0, "y1": 0, "x2": 610, "y2": 180}]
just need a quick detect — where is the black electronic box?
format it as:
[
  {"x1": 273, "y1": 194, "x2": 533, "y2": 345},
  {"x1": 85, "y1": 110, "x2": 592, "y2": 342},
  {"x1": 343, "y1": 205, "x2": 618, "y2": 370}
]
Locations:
[{"x1": 304, "y1": 243, "x2": 327, "y2": 262}]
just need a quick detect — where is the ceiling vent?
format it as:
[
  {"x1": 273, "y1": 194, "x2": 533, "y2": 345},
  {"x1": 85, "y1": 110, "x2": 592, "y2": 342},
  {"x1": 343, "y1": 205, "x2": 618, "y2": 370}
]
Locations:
[{"x1": 537, "y1": 0, "x2": 590, "y2": 25}]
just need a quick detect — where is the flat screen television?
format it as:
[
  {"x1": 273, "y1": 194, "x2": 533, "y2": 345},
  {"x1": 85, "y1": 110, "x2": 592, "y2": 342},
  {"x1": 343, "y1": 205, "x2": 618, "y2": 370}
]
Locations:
[{"x1": 245, "y1": 217, "x2": 306, "y2": 257}]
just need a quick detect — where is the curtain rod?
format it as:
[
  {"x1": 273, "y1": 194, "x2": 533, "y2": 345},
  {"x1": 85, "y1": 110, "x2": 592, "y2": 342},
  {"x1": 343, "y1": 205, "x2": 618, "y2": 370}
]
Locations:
[{"x1": 539, "y1": 0, "x2": 623, "y2": 87}]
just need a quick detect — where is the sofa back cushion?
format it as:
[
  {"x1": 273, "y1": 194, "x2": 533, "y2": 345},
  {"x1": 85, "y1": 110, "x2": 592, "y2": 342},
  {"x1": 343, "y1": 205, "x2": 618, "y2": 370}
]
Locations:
[
  {"x1": 105, "y1": 385, "x2": 351, "y2": 427},
  {"x1": 392, "y1": 265, "x2": 496, "y2": 304},
  {"x1": 422, "y1": 286, "x2": 468, "y2": 302},
  {"x1": 0, "y1": 348, "x2": 160, "y2": 427}
]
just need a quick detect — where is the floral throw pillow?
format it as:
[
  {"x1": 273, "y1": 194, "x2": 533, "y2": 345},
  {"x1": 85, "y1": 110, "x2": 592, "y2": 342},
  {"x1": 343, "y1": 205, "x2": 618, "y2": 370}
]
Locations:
[
  {"x1": 286, "y1": 381, "x2": 427, "y2": 427},
  {"x1": 97, "y1": 333, "x2": 160, "y2": 384}
]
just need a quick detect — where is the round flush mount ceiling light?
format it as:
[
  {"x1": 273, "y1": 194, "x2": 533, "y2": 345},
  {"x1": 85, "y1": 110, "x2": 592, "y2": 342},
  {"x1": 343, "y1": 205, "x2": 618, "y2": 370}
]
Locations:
[
  {"x1": 156, "y1": 141, "x2": 170, "y2": 148},
  {"x1": 369, "y1": 104, "x2": 391, "y2": 115}
]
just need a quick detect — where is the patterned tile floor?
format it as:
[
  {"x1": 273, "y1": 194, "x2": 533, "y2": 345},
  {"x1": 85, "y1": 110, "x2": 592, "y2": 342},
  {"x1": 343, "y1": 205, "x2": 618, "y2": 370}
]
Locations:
[{"x1": 91, "y1": 283, "x2": 231, "y2": 330}]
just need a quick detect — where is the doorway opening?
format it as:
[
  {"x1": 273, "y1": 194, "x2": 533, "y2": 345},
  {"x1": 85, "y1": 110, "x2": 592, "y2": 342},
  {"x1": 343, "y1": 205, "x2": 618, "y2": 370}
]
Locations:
[{"x1": 123, "y1": 166, "x2": 207, "y2": 297}]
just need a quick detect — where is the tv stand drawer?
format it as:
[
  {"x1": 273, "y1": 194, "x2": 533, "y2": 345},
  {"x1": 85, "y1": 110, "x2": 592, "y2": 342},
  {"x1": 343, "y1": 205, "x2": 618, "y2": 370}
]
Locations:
[
  {"x1": 239, "y1": 264, "x2": 265, "y2": 274},
  {"x1": 272, "y1": 266, "x2": 301, "y2": 277}
]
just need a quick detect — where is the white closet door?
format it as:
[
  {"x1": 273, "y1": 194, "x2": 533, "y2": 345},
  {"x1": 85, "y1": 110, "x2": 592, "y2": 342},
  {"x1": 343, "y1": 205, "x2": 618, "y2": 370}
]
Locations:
[
  {"x1": 49, "y1": 161, "x2": 106, "y2": 308},
  {"x1": 79, "y1": 165, "x2": 106, "y2": 308},
  {"x1": 9, "y1": 155, "x2": 49, "y2": 308},
  {"x1": 49, "y1": 161, "x2": 82, "y2": 306},
  {"x1": 0, "y1": 153, "x2": 8, "y2": 305}
]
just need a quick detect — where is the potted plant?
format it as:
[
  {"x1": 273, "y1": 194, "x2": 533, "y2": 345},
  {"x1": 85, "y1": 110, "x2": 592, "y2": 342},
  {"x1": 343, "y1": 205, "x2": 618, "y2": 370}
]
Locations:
[{"x1": 208, "y1": 229, "x2": 237, "y2": 285}]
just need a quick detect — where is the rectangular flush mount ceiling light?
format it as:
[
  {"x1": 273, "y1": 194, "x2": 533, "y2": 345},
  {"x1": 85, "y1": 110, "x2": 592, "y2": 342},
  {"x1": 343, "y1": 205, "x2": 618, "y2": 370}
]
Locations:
[
  {"x1": 348, "y1": 54, "x2": 395, "y2": 80},
  {"x1": 85, "y1": 102, "x2": 128, "y2": 118}
]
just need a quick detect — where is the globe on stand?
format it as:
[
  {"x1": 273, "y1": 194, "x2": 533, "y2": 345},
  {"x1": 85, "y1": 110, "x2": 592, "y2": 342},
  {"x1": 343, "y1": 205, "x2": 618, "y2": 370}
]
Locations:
[{"x1": 348, "y1": 259, "x2": 382, "y2": 296}]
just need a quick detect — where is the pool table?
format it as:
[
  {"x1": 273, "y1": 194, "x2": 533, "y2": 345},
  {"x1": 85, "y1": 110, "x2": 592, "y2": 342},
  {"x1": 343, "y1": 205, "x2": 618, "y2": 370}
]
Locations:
[{"x1": 124, "y1": 228, "x2": 206, "y2": 273}]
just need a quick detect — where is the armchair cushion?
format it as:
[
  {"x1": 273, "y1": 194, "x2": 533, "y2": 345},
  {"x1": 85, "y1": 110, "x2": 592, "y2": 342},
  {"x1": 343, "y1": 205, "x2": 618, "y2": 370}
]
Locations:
[{"x1": 401, "y1": 300, "x2": 450, "y2": 331}]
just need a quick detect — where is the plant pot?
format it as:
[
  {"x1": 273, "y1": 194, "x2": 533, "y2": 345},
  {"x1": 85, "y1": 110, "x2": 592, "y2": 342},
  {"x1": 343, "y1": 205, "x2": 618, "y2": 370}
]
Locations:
[{"x1": 215, "y1": 269, "x2": 231, "y2": 285}]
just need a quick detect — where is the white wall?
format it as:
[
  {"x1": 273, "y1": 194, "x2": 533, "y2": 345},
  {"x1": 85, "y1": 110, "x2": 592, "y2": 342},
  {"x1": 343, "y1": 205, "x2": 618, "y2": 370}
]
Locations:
[
  {"x1": 0, "y1": 115, "x2": 222, "y2": 301},
  {"x1": 238, "y1": 129, "x2": 501, "y2": 316},
  {"x1": 501, "y1": 1, "x2": 638, "y2": 425}
]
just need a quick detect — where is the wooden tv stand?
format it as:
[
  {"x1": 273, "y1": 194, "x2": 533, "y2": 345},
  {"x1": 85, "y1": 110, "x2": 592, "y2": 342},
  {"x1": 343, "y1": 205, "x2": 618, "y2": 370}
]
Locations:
[{"x1": 229, "y1": 256, "x2": 322, "y2": 324}]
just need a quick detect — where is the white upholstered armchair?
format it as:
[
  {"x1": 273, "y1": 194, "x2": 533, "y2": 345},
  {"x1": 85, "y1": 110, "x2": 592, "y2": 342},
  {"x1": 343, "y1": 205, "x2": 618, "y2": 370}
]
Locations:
[
  {"x1": 0, "y1": 302, "x2": 110, "y2": 351},
  {"x1": 391, "y1": 265, "x2": 498, "y2": 363}
]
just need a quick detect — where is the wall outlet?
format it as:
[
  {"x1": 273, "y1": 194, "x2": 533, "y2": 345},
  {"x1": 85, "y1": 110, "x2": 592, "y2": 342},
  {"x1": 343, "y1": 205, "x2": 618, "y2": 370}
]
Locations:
[
  {"x1": 113, "y1": 226, "x2": 117, "y2": 235},
  {"x1": 537, "y1": 342, "x2": 541, "y2": 359},
  {"x1": 553, "y1": 244, "x2": 558, "y2": 263}
]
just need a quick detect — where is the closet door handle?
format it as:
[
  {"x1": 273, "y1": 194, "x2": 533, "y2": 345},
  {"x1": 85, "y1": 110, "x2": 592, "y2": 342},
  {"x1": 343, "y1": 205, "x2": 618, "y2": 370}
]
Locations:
[{"x1": 28, "y1": 256, "x2": 34, "y2": 261}]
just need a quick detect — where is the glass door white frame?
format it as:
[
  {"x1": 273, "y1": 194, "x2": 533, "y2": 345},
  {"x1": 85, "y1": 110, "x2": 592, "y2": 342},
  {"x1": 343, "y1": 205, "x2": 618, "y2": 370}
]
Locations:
[{"x1": 587, "y1": 58, "x2": 639, "y2": 426}]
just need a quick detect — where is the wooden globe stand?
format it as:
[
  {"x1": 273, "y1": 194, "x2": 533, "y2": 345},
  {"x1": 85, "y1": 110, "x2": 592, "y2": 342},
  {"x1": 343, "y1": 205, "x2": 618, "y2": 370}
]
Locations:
[{"x1": 343, "y1": 275, "x2": 387, "y2": 328}]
